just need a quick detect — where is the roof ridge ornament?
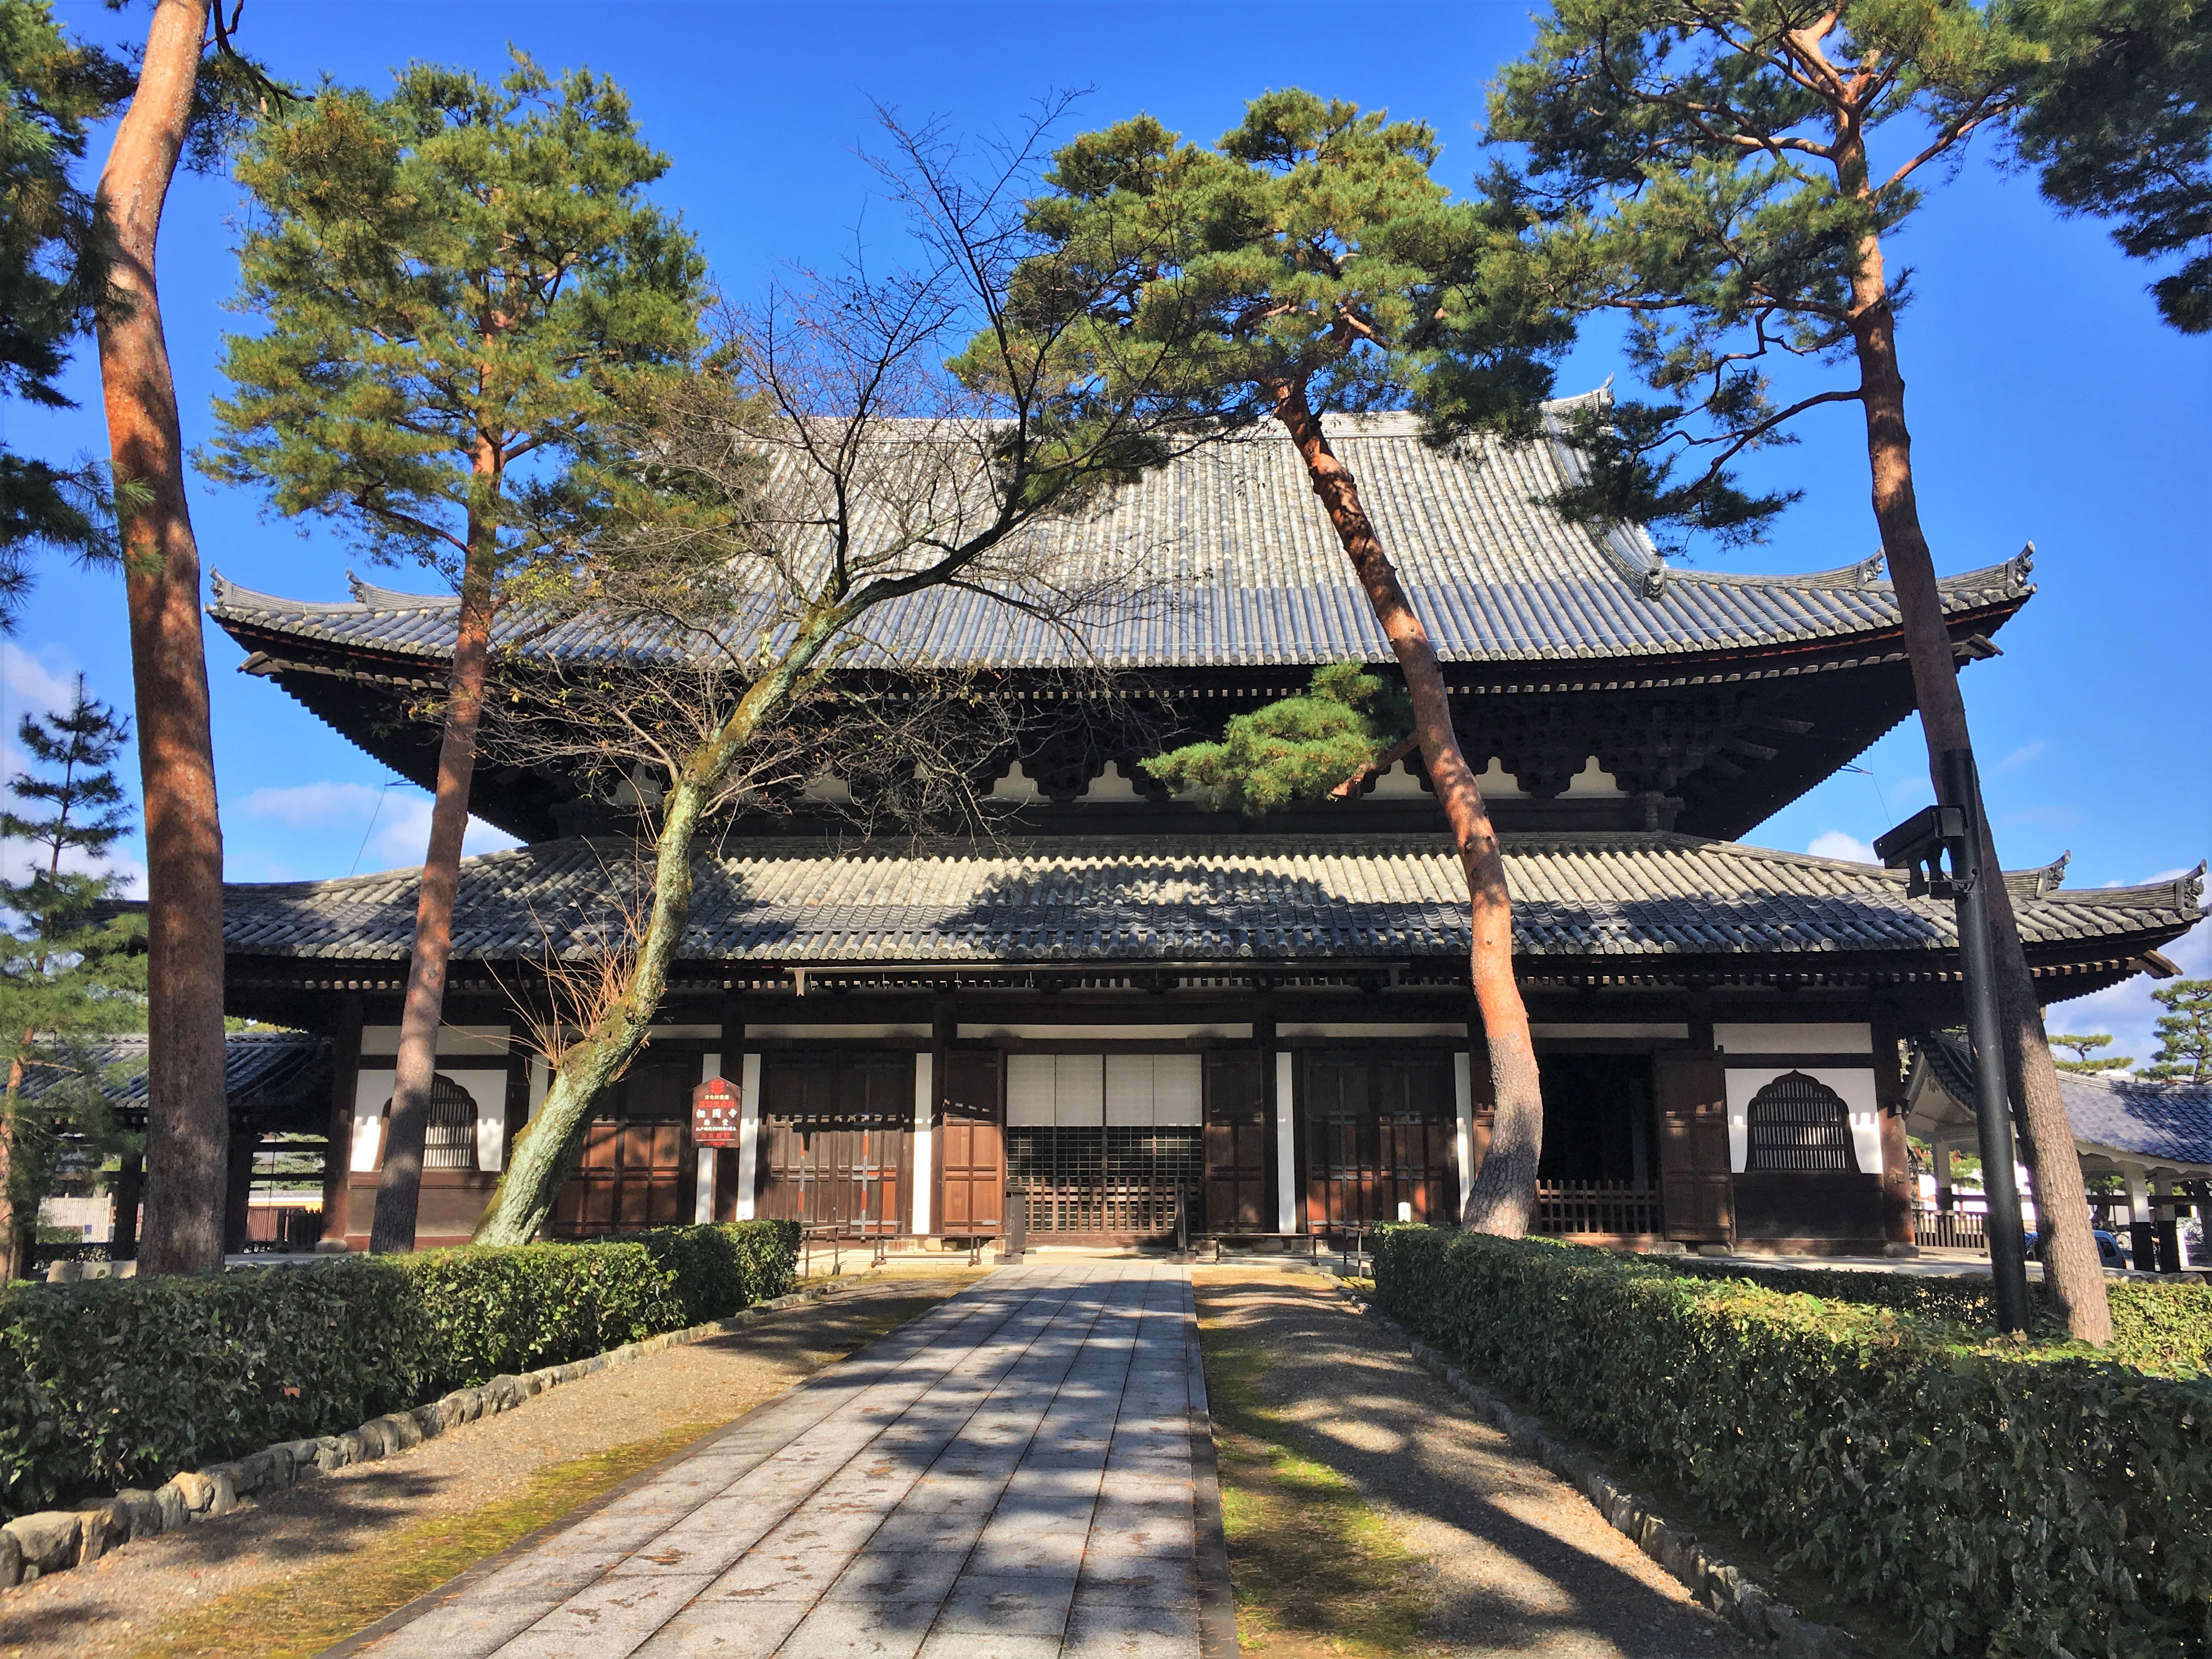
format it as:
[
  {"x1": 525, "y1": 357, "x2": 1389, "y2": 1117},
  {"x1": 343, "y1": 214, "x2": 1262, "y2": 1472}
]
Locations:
[
  {"x1": 1640, "y1": 560, "x2": 1667, "y2": 600},
  {"x1": 1858, "y1": 551, "x2": 1886, "y2": 584},
  {"x1": 2007, "y1": 541, "x2": 2036, "y2": 589}
]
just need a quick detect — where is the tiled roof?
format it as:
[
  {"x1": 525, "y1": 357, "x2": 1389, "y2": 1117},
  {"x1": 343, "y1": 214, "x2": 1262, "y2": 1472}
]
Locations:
[
  {"x1": 1915, "y1": 1032, "x2": 2212, "y2": 1167},
  {"x1": 221, "y1": 834, "x2": 2202, "y2": 968},
  {"x1": 207, "y1": 407, "x2": 2034, "y2": 673},
  {"x1": 18, "y1": 1030, "x2": 331, "y2": 1119}
]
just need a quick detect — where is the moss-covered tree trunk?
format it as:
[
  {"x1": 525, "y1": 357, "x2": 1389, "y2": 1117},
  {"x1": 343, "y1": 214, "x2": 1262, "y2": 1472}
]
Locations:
[
  {"x1": 1269, "y1": 381, "x2": 1543, "y2": 1236},
  {"x1": 472, "y1": 622, "x2": 841, "y2": 1246}
]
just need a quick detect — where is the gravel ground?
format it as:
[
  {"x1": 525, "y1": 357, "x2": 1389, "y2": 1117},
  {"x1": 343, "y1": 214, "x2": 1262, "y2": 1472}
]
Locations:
[
  {"x1": 0, "y1": 1271, "x2": 980, "y2": 1659},
  {"x1": 1193, "y1": 1267, "x2": 1755, "y2": 1659}
]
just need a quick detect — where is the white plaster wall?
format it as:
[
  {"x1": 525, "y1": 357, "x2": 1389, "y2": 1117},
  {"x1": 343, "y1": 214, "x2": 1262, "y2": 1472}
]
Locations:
[
  {"x1": 1278, "y1": 1023, "x2": 1463, "y2": 1039},
  {"x1": 1723, "y1": 1066, "x2": 1882, "y2": 1174},
  {"x1": 1275, "y1": 1051, "x2": 1296, "y2": 1232},
  {"x1": 911, "y1": 1053, "x2": 934, "y2": 1236},
  {"x1": 735, "y1": 1053, "x2": 763, "y2": 1221},
  {"x1": 1713, "y1": 1023, "x2": 1872, "y2": 1054},
  {"x1": 1530, "y1": 1023, "x2": 1690, "y2": 1040},
  {"x1": 350, "y1": 1068, "x2": 510, "y2": 1172},
  {"x1": 359, "y1": 1024, "x2": 510, "y2": 1057},
  {"x1": 1453, "y1": 1052, "x2": 1474, "y2": 1216}
]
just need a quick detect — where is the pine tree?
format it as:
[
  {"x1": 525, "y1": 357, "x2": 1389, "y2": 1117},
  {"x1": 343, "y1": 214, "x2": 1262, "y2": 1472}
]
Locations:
[
  {"x1": 1147, "y1": 664, "x2": 1412, "y2": 815},
  {"x1": 0, "y1": 676, "x2": 144, "y2": 1277},
  {"x1": 991, "y1": 92, "x2": 1572, "y2": 1234},
  {"x1": 202, "y1": 53, "x2": 708, "y2": 1252},
  {"x1": 1457, "y1": 0, "x2": 2115, "y2": 1342},
  {"x1": 2145, "y1": 980, "x2": 2212, "y2": 1081},
  {"x1": 0, "y1": 0, "x2": 133, "y2": 624},
  {"x1": 2049, "y1": 1032, "x2": 2135, "y2": 1074},
  {"x1": 2011, "y1": 0, "x2": 2212, "y2": 332}
]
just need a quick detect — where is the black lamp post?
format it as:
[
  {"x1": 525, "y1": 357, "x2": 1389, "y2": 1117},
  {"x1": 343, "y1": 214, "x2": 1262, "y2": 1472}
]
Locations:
[{"x1": 1874, "y1": 748, "x2": 2032, "y2": 1334}]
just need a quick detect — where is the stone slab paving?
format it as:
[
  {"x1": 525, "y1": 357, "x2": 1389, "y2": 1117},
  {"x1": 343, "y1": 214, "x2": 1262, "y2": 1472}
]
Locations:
[{"x1": 360, "y1": 1265, "x2": 1207, "y2": 1659}]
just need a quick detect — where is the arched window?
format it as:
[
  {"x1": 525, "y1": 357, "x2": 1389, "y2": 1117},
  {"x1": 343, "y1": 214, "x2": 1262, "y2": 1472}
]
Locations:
[
  {"x1": 1745, "y1": 1071, "x2": 1859, "y2": 1173},
  {"x1": 378, "y1": 1074, "x2": 481, "y2": 1172}
]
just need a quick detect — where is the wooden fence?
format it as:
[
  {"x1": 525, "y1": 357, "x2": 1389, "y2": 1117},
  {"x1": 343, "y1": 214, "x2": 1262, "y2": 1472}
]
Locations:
[{"x1": 1534, "y1": 1182, "x2": 1661, "y2": 1238}]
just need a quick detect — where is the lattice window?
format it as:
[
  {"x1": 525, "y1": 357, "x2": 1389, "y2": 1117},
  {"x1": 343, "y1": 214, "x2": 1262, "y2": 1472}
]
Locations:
[
  {"x1": 379, "y1": 1074, "x2": 482, "y2": 1172},
  {"x1": 1007, "y1": 1125, "x2": 1202, "y2": 1233},
  {"x1": 1744, "y1": 1072, "x2": 1858, "y2": 1173}
]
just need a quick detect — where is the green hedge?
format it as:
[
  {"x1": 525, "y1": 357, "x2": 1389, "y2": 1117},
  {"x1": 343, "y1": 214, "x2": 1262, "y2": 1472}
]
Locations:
[
  {"x1": 1669, "y1": 1259, "x2": 2212, "y2": 1375},
  {"x1": 1376, "y1": 1228, "x2": 2212, "y2": 1658},
  {"x1": 0, "y1": 1220, "x2": 798, "y2": 1519}
]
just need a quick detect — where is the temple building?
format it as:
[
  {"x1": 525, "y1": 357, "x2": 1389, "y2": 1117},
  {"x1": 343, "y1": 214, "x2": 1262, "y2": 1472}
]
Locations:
[{"x1": 210, "y1": 411, "x2": 2203, "y2": 1256}]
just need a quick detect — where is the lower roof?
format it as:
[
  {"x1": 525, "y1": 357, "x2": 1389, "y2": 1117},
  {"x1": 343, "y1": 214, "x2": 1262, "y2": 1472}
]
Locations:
[
  {"x1": 221, "y1": 833, "x2": 2202, "y2": 980},
  {"x1": 1910, "y1": 1032, "x2": 2212, "y2": 1170}
]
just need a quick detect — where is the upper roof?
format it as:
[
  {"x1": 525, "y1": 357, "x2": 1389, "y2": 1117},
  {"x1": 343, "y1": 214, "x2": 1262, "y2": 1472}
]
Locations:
[
  {"x1": 220, "y1": 832, "x2": 2200, "y2": 973},
  {"x1": 207, "y1": 405, "x2": 2035, "y2": 673},
  {"x1": 1911, "y1": 1031, "x2": 2212, "y2": 1169}
]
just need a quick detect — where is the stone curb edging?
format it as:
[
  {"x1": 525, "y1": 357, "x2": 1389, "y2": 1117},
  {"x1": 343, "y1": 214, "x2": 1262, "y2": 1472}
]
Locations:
[
  {"x1": 0, "y1": 1278, "x2": 851, "y2": 1593},
  {"x1": 1378, "y1": 1317, "x2": 1858, "y2": 1659}
]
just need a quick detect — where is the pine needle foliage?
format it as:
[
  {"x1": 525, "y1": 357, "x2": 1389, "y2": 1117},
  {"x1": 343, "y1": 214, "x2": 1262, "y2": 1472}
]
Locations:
[
  {"x1": 1144, "y1": 663, "x2": 1412, "y2": 816},
  {"x1": 2048, "y1": 1031, "x2": 2135, "y2": 1073},
  {"x1": 2010, "y1": 0, "x2": 2212, "y2": 332},
  {"x1": 2144, "y1": 979, "x2": 2212, "y2": 1081},
  {"x1": 0, "y1": 675, "x2": 143, "y2": 1274},
  {"x1": 201, "y1": 49, "x2": 708, "y2": 601},
  {"x1": 0, "y1": 0, "x2": 134, "y2": 625}
]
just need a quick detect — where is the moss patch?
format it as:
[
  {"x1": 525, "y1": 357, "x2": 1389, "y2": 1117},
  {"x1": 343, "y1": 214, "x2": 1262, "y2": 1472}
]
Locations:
[
  {"x1": 1197, "y1": 1306, "x2": 1432, "y2": 1658},
  {"x1": 124, "y1": 1420, "x2": 713, "y2": 1659}
]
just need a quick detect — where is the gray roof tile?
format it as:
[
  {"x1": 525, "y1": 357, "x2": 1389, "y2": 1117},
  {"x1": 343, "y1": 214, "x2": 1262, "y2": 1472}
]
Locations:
[
  {"x1": 1916, "y1": 1032, "x2": 2212, "y2": 1167},
  {"x1": 207, "y1": 409, "x2": 2033, "y2": 673},
  {"x1": 221, "y1": 833, "x2": 2202, "y2": 968}
]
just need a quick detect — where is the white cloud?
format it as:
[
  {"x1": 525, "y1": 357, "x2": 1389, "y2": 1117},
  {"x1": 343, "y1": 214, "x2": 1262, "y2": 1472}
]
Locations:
[
  {"x1": 0, "y1": 642, "x2": 81, "y2": 719},
  {"x1": 1808, "y1": 829, "x2": 1880, "y2": 864},
  {"x1": 367, "y1": 795, "x2": 521, "y2": 871},
  {"x1": 241, "y1": 780, "x2": 386, "y2": 830},
  {"x1": 1890, "y1": 774, "x2": 1936, "y2": 806},
  {"x1": 1995, "y1": 739, "x2": 2048, "y2": 772}
]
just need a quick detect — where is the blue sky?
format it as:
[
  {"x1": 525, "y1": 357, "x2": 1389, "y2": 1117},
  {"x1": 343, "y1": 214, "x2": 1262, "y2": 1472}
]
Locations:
[{"x1": 3, "y1": 1, "x2": 2205, "y2": 1058}]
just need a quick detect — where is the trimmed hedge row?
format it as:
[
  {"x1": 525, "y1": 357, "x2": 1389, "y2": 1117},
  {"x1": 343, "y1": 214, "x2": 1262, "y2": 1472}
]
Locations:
[
  {"x1": 1375, "y1": 1228, "x2": 2212, "y2": 1658},
  {"x1": 1668, "y1": 1259, "x2": 2212, "y2": 1376},
  {"x1": 0, "y1": 1220, "x2": 798, "y2": 1519}
]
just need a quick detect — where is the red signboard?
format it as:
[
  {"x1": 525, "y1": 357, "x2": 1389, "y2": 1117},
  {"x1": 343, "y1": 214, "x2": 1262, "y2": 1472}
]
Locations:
[{"x1": 691, "y1": 1076, "x2": 742, "y2": 1148}]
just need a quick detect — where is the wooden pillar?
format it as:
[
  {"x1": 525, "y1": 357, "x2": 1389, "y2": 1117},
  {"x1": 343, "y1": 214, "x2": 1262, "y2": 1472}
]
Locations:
[
  {"x1": 721, "y1": 984, "x2": 754, "y2": 1222},
  {"x1": 1254, "y1": 985, "x2": 1290, "y2": 1234},
  {"x1": 320, "y1": 996, "x2": 364, "y2": 1250},
  {"x1": 111, "y1": 1153, "x2": 143, "y2": 1259},
  {"x1": 1869, "y1": 1005, "x2": 1914, "y2": 1246},
  {"x1": 222, "y1": 1128, "x2": 255, "y2": 1257}
]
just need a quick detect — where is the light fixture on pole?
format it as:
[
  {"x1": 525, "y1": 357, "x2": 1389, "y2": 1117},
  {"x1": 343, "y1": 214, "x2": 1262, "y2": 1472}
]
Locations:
[{"x1": 1874, "y1": 749, "x2": 2032, "y2": 1334}]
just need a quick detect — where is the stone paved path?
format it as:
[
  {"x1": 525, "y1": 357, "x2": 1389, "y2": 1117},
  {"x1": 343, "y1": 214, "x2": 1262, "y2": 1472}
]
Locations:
[{"x1": 360, "y1": 1265, "x2": 1209, "y2": 1659}]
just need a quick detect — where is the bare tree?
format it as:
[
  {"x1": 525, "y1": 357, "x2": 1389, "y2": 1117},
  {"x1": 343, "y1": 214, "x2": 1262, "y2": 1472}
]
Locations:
[{"x1": 469, "y1": 108, "x2": 1220, "y2": 1244}]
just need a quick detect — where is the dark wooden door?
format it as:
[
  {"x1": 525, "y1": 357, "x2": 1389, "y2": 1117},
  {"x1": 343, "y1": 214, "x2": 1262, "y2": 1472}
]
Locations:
[
  {"x1": 1204, "y1": 1051, "x2": 1269, "y2": 1231},
  {"x1": 1654, "y1": 1054, "x2": 1733, "y2": 1243},
  {"x1": 550, "y1": 1056, "x2": 695, "y2": 1237},
  {"x1": 1303, "y1": 1051, "x2": 1455, "y2": 1230},
  {"x1": 757, "y1": 1052, "x2": 913, "y2": 1236},
  {"x1": 937, "y1": 1051, "x2": 1003, "y2": 1235}
]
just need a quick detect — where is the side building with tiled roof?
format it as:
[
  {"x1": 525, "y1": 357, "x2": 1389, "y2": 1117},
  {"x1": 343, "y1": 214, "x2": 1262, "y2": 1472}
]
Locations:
[{"x1": 207, "y1": 406, "x2": 2205, "y2": 1255}]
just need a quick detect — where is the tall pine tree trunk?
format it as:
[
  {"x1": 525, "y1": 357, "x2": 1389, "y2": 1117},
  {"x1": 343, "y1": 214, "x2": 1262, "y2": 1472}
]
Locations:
[
  {"x1": 1847, "y1": 225, "x2": 2112, "y2": 1345},
  {"x1": 1269, "y1": 382, "x2": 1544, "y2": 1234},
  {"x1": 95, "y1": 0, "x2": 228, "y2": 1277},
  {"x1": 370, "y1": 535, "x2": 496, "y2": 1254}
]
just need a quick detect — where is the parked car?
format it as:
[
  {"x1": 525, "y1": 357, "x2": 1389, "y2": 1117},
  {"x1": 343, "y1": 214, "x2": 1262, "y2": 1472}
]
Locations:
[{"x1": 2027, "y1": 1228, "x2": 2128, "y2": 1269}]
